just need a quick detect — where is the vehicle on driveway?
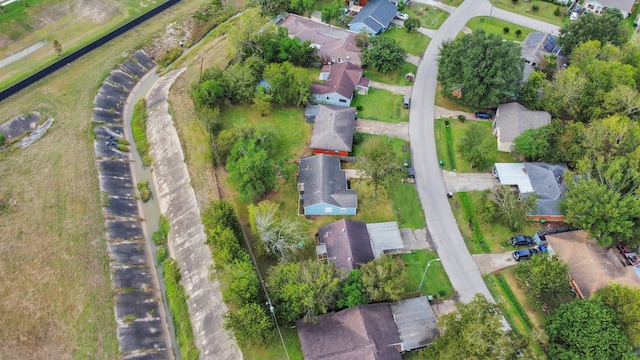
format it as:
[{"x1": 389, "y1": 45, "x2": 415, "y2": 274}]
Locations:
[
  {"x1": 474, "y1": 111, "x2": 492, "y2": 120},
  {"x1": 570, "y1": 12, "x2": 579, "y2": 21},
  {"x1": 396, "y1": 12, "x2": 409, "y2": 20},
  {"x1": 513, "y1": 248, "x2": 540, "y2": 261},
  {"x1": 510, "y1": 235, "x2": 534, "y2": 247}
]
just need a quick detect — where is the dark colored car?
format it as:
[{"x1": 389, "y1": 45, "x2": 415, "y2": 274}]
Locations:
[
  {"x1": 513, "y1": 248, "x2": 539, "y2": 261},
  {"x1": 510, "y1": 235, "x2": 534, "y2": 247},
  {"x1": 474, "y1": 111, "x2": 492, "y2": 120}
]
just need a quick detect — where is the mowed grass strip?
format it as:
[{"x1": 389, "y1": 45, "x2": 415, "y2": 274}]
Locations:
[
  {"x1": 466, "y1": 17, "x2": 537, "y2": 42},
  {"x1": 383, "y1": 28, "x2": 430, "y2": 57},
  {"x1": 0, "y1": 0, "x2": 210, "y2": 357},
  {"x1": 491, "y1": 0, "x2": 569, "y2": 27},
  {"x1": 404, "y1": 3, "x2": 450, "y2": 30},
  {"x1": 364, "y1": 61, "x2": 418, "y2": 86},
  {"x1": 401, "y1": 249, "x2": 455, "y2": 299},
  {"x1": 390, "y1": 182, "x2": 425, "y2": 229},
  {"x1": 351, "y1": 88, "x2": 410, "y2": 123}
]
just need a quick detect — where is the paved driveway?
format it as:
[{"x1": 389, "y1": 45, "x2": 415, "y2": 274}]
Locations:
[
  {"x1": 368, "y1": 80, "x2": 412, "y2": 95},
  {"x1": 442, "y1": 170, "x2": 497, "y2": 193},
  {"x1": 408, "y1": 0, "x2": 559, "y2": 305},
  {"x1": 355, "y1": 119, "x2": 409, "y2": 141},
  {"x1": 473, "y1": 252, "x2": 519, "y2": 275}
]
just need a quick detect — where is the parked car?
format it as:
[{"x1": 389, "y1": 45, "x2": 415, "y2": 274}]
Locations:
[
  {"x1": 510, "y1": 235, "x2": 534, "y2": 247},
  {"x1": 396, "y1": 12, "x2": 409, "y2": 20},
  {"x1": 474, "y1": 111, "x2": 492, "y2": 120},
  {"x1": 513, "y1": 248, "x2": 539, "y2": 261},
  {"x1": 570, "y1": 12, "x2": 579, "y2": 21}
]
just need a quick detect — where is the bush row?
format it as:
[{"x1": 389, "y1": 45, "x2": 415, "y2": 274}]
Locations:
[
  {"x1": 163, "y1": 258, "x2": 200, "y2": 360},
  {"x1": 131, "y1": 99, "x2": 152, "y2": 166}
]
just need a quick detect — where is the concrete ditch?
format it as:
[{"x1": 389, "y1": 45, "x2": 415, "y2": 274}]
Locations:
[
  {"x1": 92, "y1": 50, "x2": 174, "y2": 359},
  {"x1": 145, "y1": 69, "x2": 242, "y2": 360}
]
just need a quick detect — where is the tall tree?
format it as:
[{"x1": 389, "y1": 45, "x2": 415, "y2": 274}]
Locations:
[
  {"x1": 518, "y1": 70, "x2": 546, "y2": 110},
  {"x1": 53, "y1": 40, "x2": 62, "y2": 56},
  {"x1": 419, "y1": 294, "x2": 538, "y2": 359},
  {"x1": 513, "y1": 125, "x2": 550, "y2": 161},
  {"x1": 362, "y1": 36, "x2": 407, "y2": 73},
  {"x1": 558, "y1": 9, "x2": 627, "y2": 56},
  {"x1": 594, "y1": 283, "x2": 640, "y2": 346},
  {"x1": 360, "y1": 255, "x2": 408, "y2": 302},
  {"x1": 356, "y1": 137, "x2": 401, "y2": 195},
  {"x1": 514, "y1": 255, "x2": 574, "y2": 312},
  {"x1": 484, "y1": 185, "x2": 538, "y2": 231},
  {"x1": 266, "y1": 260, "x2": 341, "y2": 322},
  {"x1": 437, "y1": 30, "x2": 523, "y2": 107},
  {"x1": 223, "y1": 303, "x2": 274, "y2": 346},
  {"x1": 546, "y1": 299, "x2": 634, "y2": 360},
  {"x1": 221, "y1": 259, "x2": 262, "y2": 308},
  {"x1": 404, "y1": 17, "x2": 421, "y2": 32},
  {"x1": 263, "y1": 61, "x2": 311, "y2": 106},
  {"x1": 456, "y1": 122, "x2": 495, "y2": 170},
  {"x1": 248, "y1": 200, "x2": 307, "y2": 261},
  {"x1": 227, "y1": 136, "x2": 277, "y2": 203},
  {"x1": 337, "y1": 269, "x2": 369, "y2": 308}
]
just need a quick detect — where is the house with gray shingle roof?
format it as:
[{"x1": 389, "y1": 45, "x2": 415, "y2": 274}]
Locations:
[
  {"x1": 310, "y1": 105, "x2": 356, "y2": 156},
  {"x1": 311, "y1": 62, "x2": 369, "y2": 107},
  {"x1": 492, "y1": 102, "x2": 551, "y2": 152},
  {"x1": 348, "y1": 0, "x2": 398, "y2": 35},
  {"x1": 298, "y1": 154, "x2": 357, "y2": 215}
]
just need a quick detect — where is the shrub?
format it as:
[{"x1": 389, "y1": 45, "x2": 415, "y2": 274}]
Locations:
[
  {"x1": 157, "y1": 48, "x2": 183, "y2": 67},
  {"x1": 137, "y1": 180, "x2": 152, "y2": 202},
  {"x1": 153, "y1": 216, "x2": 170, "y2": 246},
  {"x1": 131, "y1": 99, "x2": 152, "y2": 166},
  {"x1": 156, "y1": 245, "x2": 168, "y2": 264},
  {"x1": 0, "y1": 132, "x2": 5, "y2": 147},
  {"x1": 503, "y1": 27, "x2": 510, "y2": 34},
  {"x1": 353, "y1": 131, "x2": 365, "y2": 145},
  {"x1": 515, "y1": 29, "x2": 522, "y2": 37},
  {"x1": 457, "y1": 114, "x2": 466, "y2": 122},
  {"x1": 356, "y1": 105, "x2": 363, "y2": 111},
  {"x1": 163, "y1": 259, "x2": 200, "y2": 359},
  {"x1": 511, "y1": 0, "x2": 518, "y2": 3},
  {"x1": 532, "y1": 4, "x2": 539, "y2": 11},
  {"x1": 554, "y1": 6, "x2": 560, "y2": 16}
]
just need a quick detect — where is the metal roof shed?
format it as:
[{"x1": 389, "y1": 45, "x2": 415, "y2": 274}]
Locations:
[
  {"x1": 367, "y1": 221, "x2": 406, "y2": 258},
  {"x1": 494, "y1": 163, "x2": 534, "y2": 193}
]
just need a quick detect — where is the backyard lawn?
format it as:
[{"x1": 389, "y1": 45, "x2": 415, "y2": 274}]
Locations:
[
  {"x1": 364, "y1": 61, "x2": 418, "y2": 86},
  {"x1": 403, "y1": 3, "x2": 450, "y2": 30},
  {"x1": 401, "y1": 249, "x2": 455, "y2": 300},
  {"x1": 384, "y1": 28, "x2": 431, "y2": 57},
  {"x1": 351, "y1": 88, "x2": 410, "y2": 123},
  {"x1": 466, "y1": 17, "x2": 536, "y2": 42},
  {"x1": 243, "y1": 326, "x2": 304, "y2": 360},
  {"x1": 492, "y1": 0, "x2": 570, "y2": 27}
]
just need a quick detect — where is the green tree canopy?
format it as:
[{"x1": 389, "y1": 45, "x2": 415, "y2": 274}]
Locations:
[
  {"x1": 594, "y1": 283, "x2": 640, "y2": 346},
  {"x1": 558, "y1": 9, "x2": 627, "y2": 57},
  {"x1": 437, "y1": 30, "x2": 523, "y2": 108},
  {"x1": 513, "y1": 125, "x2": 550, "y2": 161},
  {"x1": 419, "y1": 294, "x2": 537, "y2": 359},
  {"x1": 360, "y1": 255, "x2": 408, "y2": 302},
  {"x1": 248, "y1": 200, "x2": 307, "y2": 261},
  {"x1": 546, "y1": 299, "x2": 634, "y2": 360},
  {"x1": 221, "y1": 258, "x2": 262, "y2": 308},
  {"x1": 227, "y1": 134, "x2": 277, "y2": 203},
  {"x1": 223, "y1": 303, "x2": 275, "y2": 346},
  {"x1": 266, "y1": 260, "x2": 341, "y2": 322},
  {"x1": 456, "y1": 122, "x2": 495, "y2": 170},
  {"x1": 362, "y1": 36, "x2": 407, "y2": 73},
  {"x1": 356, "y1": 137, "x2": 401, "y2": 195},
  {"x1": 483, "y1": 185, "x2": 537, "y2": 231},
  {"x1": 514, "y1": 255, "x2": 574, "y2": 312},
  {"x1": 518, "y1": 70, "x2": 546, "y2": 110},
  {"x1": 263, "y1": 61, "x2": 311, "y2": 106},
  {"x1": 404, "y1": 17, "x2": 421, "y2": 32},
  {"x1": 337, "y1": 269, "x2": 369, "y2": 308}
]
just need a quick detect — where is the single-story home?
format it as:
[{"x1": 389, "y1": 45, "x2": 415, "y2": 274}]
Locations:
[
  {"x1": 492, "y1": 102, "x2": 551, "y2": 152},
  {"x1": 311, "y1": 62, "x2": 369, "y2": 107},
  {"x1": 298, "y1": 154, "x2": 357, "y2": 215},
  {"x1": 316, "y1": 219, "x2": 406, "y2": 272},
  {"x1": 545, "y1": 230, "x2": 640, "y2": 298},
  {"x1": 310, "y1": 105, "x2": 357, "y2": 156},
  {"x1": 520, "y1": 32, "x2": 566, "y2": 82},
  {"x1": 348, "y1": 0, "x2": 398, "y2": 35},
  {"x1": 583, "y1": 0, "x2": 635, "y2": 17},
  {"x1": 278, "y1": 14, "x2": 363, "y2": 66},
  {"x1": 296, "y1": 296, "x2": 438, "y2": 359},
  {"x1": 494, "y1": 162, "x2": 568, "y2": 221}
]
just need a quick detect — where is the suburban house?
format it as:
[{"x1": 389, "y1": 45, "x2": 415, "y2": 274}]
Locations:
[
  {"x1": 316, "y1": 219, "x2": 406, "y2": 272},
  {"x1": 278, "y1": 14, "x2": 363, "y2": 66},
  {"x1": 296, "y1": 297, "x2": 438, "y2": 359},
  {"x1": 492, "y1": 102, "x2": 551, "y2": 152},
  {"x1": 583, "y1": 0, "x2": 635, "y2": 17},
  {"x1": 310, "y1": 105, "x2": 357, "y2": 156},
  {"x1": 493, "y1": 162, "x2": 568, "y2": 221},
  {"x1": 545, "y1": 230, "x2": 640, "y2": 298},
  {"x1": 348, "y1": 0, "x2": 398, "y2": 35},
  {"x1": 311, "y1": 62, "x2": 369, "y2": 107},
  {"x1": 520, "y1": 32, "x2": 565, "y2": 81},
  {"x1": 298, "y1": 154, "x2": 357, "y2": 215}
]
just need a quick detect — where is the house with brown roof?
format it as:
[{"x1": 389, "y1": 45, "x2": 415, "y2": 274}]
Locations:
[
  {"x1": 317, "y1": 219, "x2": 374, "y2": 272},
  {"x1": 492, "y1": 102, "x2": 551, "y2": 152},
  {"x1": 278, "y1": 14, "x2": 363, "y2": 66},
  {"x1": 296, "y1": 297, "x2": 438, "y2": 359},
  {"x1": 310, "y1": 105, "x2": 357, "y2": 156},
  {"x1": 311, "y1": 62, "x2": 369, "y2": 107}
]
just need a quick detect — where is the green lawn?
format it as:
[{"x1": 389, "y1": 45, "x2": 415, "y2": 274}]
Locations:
[
  {"x1": 401, "y1": 249, "x2": 455, "y2": 300},
  {"x1": 449, "y1": 191, "x2": 544, "y2": 254},
  {"x1": 404, "y1": 3, "x2": 450, "y2": 30},
  {"x1": 243, "y1": 326, "x2": 304, "y2": 360},
  {"x1": 466, "y1": 17, "x2": 537, "y2": 42},
  {"x1": 390, "y1": 182, "x2": 425, "y2": 229},
  {"x1": 434, "y1": 118, "x2": 514, "y2": 173},
  {"x1": 440, "y1": 0, "x2": 464, "y2": 6},
  {"x1": 435, "y1": 83, "x2": 473, "y2": 112},
  {"x1": 491, "y1": 0, "x2": 569, "y2": 27},
  {"x1": 351, "y1": 88, "x2": 410, "y2": 123},
  {"x1": 383, "y1": 28, "x2": 430, "y2": 56},
  {"x1": 364, "y1": 61, "x2": 418, "y2": 86}
]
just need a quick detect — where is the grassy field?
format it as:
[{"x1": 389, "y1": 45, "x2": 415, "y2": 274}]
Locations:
[
  {"x1": 352, "y1": 88, "x2": 410, "y2": 123},
  {"x1": 404, "y1": 3, "x2": 450, "y2": 30},
  {"x1": 243, "y1": 326, "x2": 304, "y2": 360},
  {"x1": 0, "y1": 0, "x2": 226, "y2": 358},
  {"x1": 466, "y1": 17, "x2": 537, "y2": 42},
  {"x1": 401, "y1": 249, "x2": 455, "y2": 299},
  {"x1": 364, "y1": 61, "x2": 418, "y2": 85},
  {"x1": 492, "y1": 0, "x2": 569, "y2": 27},
  {"x1": 449, "y1": 191, "x2": 544, "y2": 254},
  {"x1": 383, "y1": 28, "x2": 430, "y2": 56},
  {"x1": 0, "y1": 0, "x2": 170, "y2": 91}
]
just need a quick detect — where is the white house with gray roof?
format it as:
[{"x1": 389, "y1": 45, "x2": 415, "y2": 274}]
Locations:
[
  {"x1": 492, "y1": 102, "x2": 551, "y2": 152},
  {"x1": 298, "y1": 154, "x2": 357, "y2": 215}
]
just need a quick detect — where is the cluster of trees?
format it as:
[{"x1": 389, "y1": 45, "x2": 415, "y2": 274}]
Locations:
[
  {"x1": 557, "y1": 9, "x2": 628, "y2": 56},
  {"x1": 514, "y1": 255, "x2": 575, "y2": 312},
  {"x1": 437, "y1": 30, "x2": 524, "y2": 108},
  {"x1": 482, "y1": 185, "x2": 537, "y2": 231},
  {"x1": 355, "y1": 137, "x2": 404, "y2": 195},
  {"x1": 248, "y1": 200, "x2": 307, "y2": 262},
  {"x1": 456, "y1": 122, "x2": 495, "y2": 171},
  {"x1": 362, "y1": 36, "x2": 408, "y2": 74}
]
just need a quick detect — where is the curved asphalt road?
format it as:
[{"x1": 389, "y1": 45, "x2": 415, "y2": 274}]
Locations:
[{"x1": 410, "y1": 0, "x2": 559, "y2": 303}]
